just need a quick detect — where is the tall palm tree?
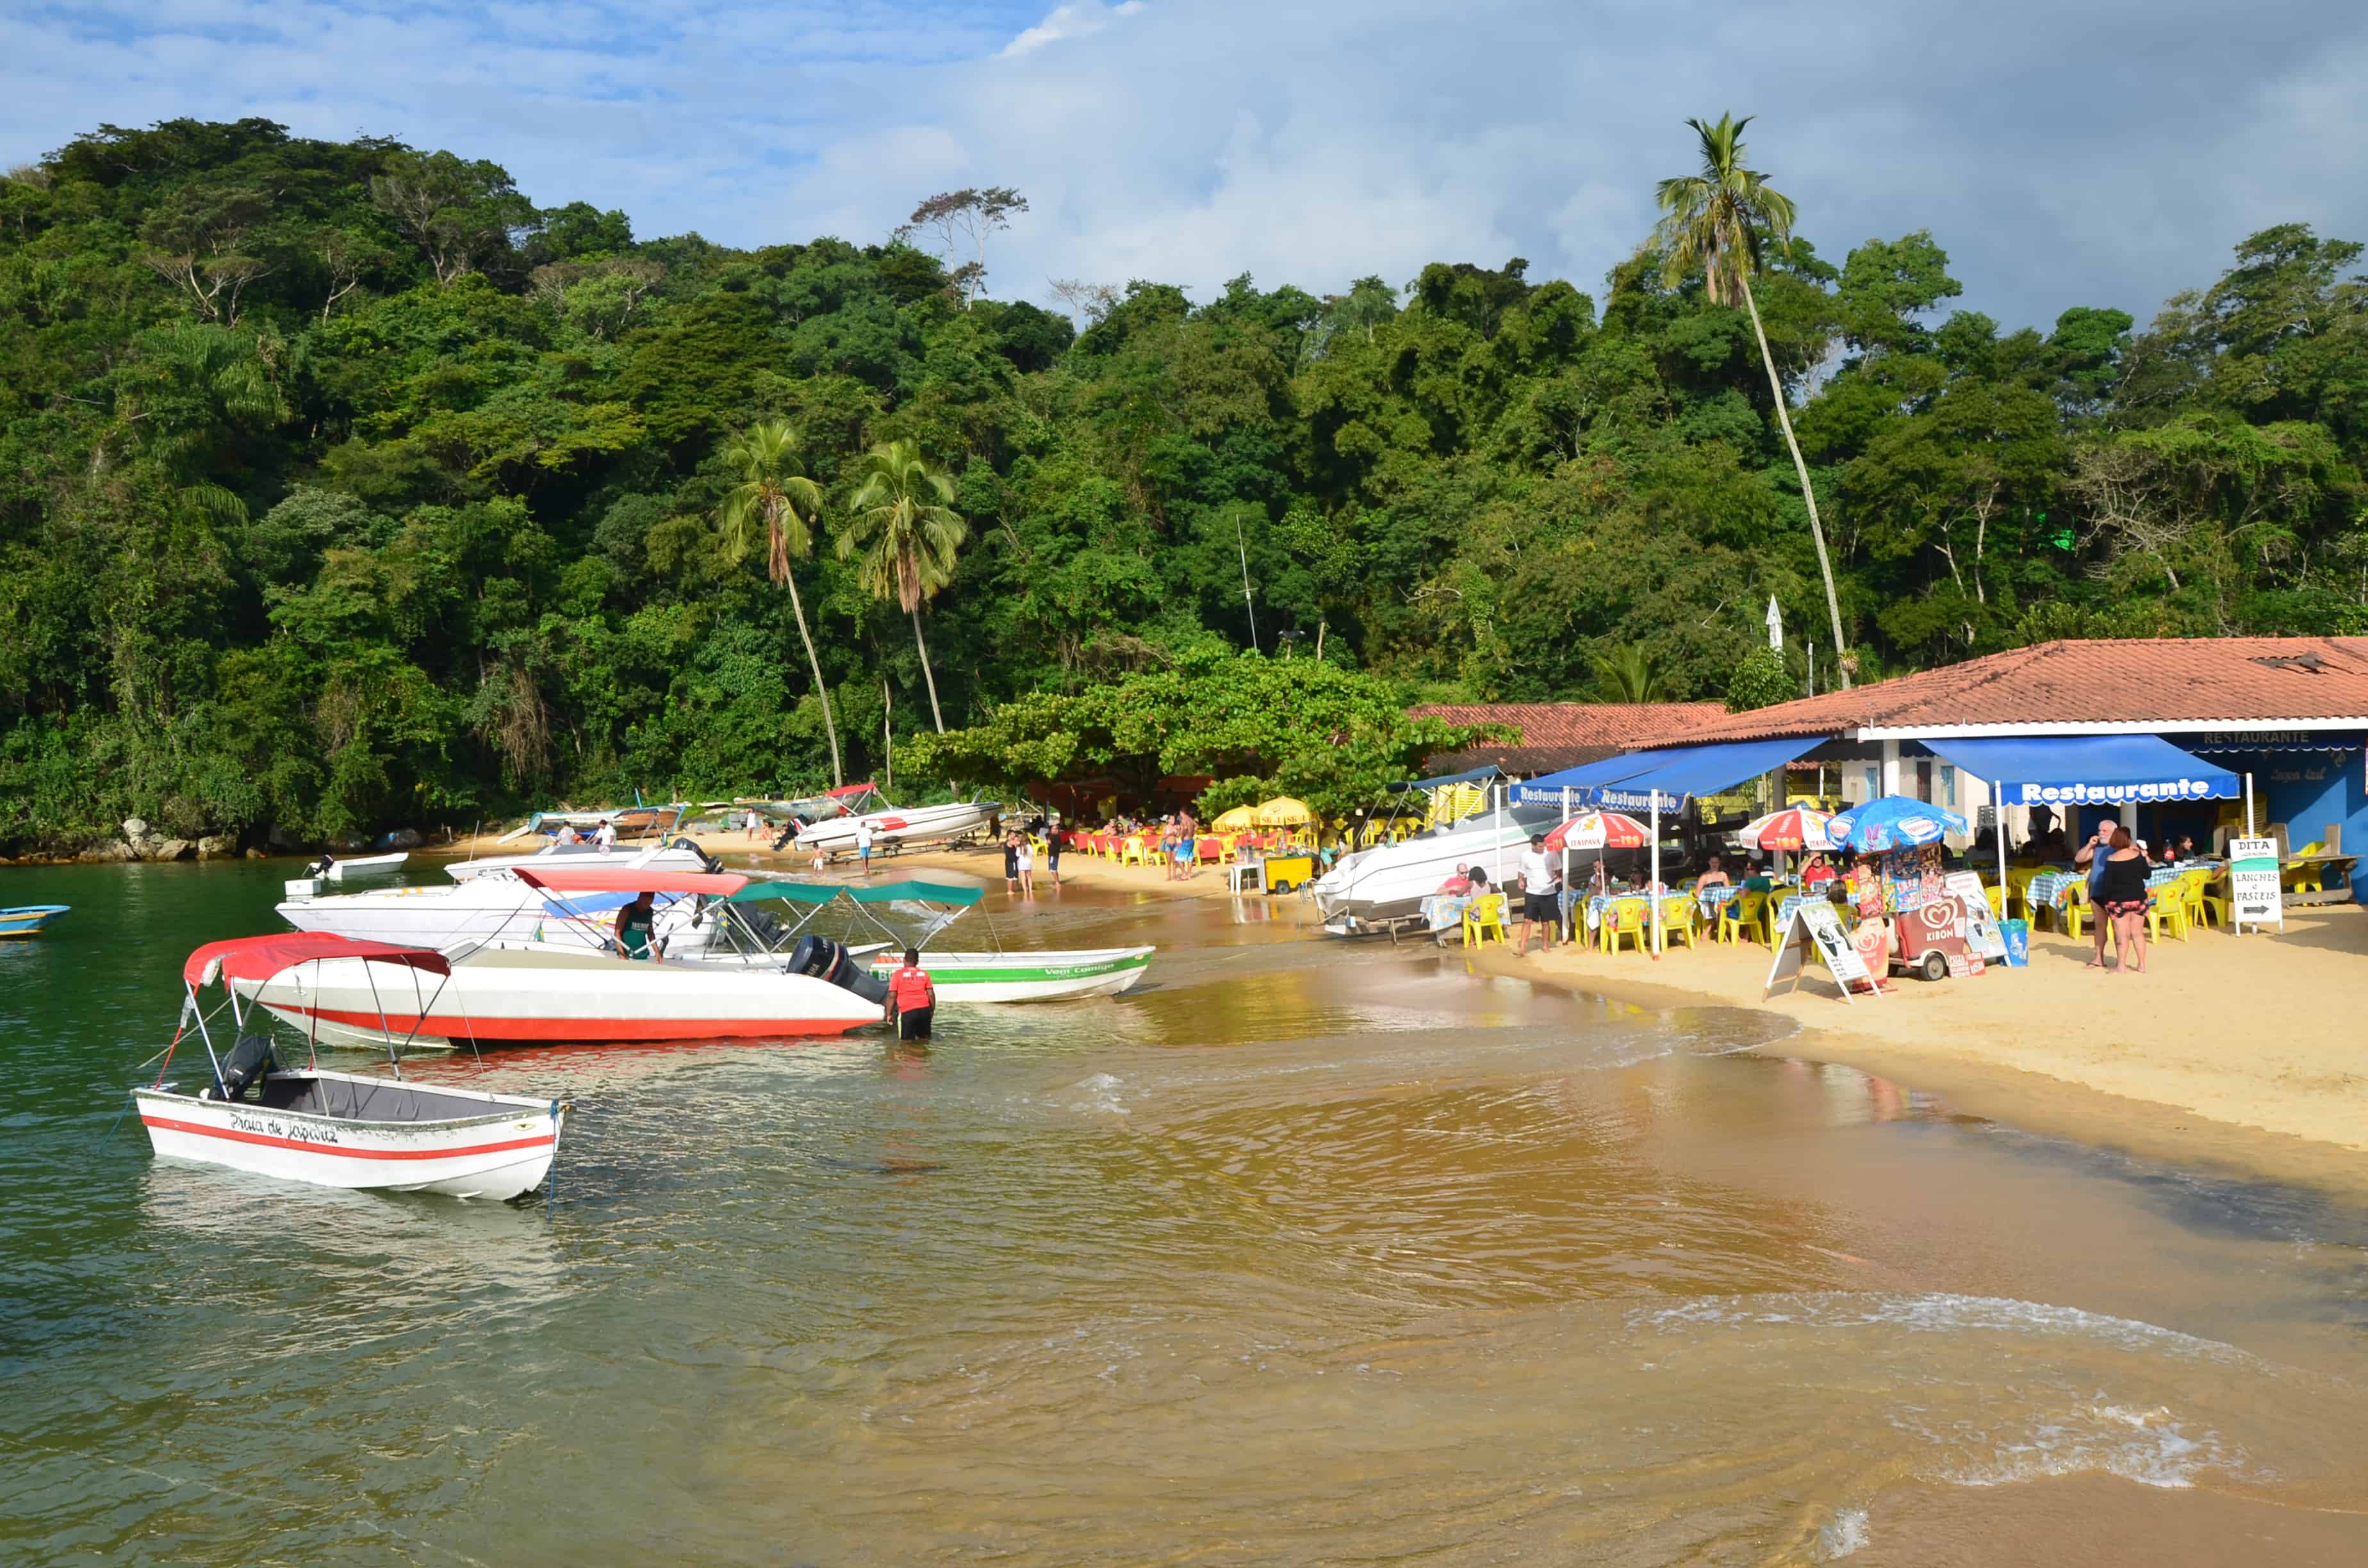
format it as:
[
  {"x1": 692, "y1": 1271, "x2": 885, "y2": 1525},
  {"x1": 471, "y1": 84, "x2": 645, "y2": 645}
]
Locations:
[
  {"x1": 716, "y1": 420, "x2": 842, "y2": 785},
  {"x1": 839, "y1": 439, "x2": 968, "y2": 732},
  {"x1": 1655, "y1": 113, "x2": 1850, "y2": 689}
]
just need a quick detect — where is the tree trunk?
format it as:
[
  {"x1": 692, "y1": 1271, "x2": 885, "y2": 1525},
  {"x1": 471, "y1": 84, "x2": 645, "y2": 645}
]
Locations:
[
  {"x1": 782, "y1": 568, "x2": 843, "y2": 785},
  {"x1": 911, "y1": 604, "x2": 946, "y2": 733},
  {"x1": 1740, "y1": 274, "x2": 1850, "y2": 689}
]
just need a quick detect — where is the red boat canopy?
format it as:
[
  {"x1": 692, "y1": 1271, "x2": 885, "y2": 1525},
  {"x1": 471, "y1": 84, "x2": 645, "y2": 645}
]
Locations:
[
  {"x1": 184, "y1": 933, "x2": 452, "y2": 988},
  {"x1": 513, "y1": 867, "x2": 751, "y2": 897},
  {"x1": 826, "y1": 782, "x2": 878, "y2": 798}
]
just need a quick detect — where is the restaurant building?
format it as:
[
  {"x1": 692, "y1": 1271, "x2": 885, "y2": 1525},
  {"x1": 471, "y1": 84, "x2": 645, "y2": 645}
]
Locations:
[{"x1": 1666, "y1": 637, "x2": 2368, "y2": 895}]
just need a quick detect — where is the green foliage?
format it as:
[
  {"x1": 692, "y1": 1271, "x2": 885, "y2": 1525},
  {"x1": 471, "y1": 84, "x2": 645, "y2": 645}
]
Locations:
[
  {"x1": 1725, "y1": 645, "x2": 1791, "y2": 711},
  {"x1": 2, "y1": 115, "x2": 2364, "y2": 852}
]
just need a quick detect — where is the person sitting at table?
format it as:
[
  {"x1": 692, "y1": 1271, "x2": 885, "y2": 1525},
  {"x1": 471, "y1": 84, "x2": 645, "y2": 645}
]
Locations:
[
  {"x1": 1435, "y1": 863, "x2": 1473, "y2": 896},
  {"x1": 1695, "y1": 854, "x2": 1730, "y2": 890},
  {"x1": 1800, "y1": 852, "x2": 1836, "y2": 888}
]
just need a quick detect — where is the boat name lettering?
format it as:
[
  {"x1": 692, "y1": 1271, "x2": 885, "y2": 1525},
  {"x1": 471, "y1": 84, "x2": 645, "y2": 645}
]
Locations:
[{"x1": 226, "y1": 1110, "x2": 343, "y2": 1147}]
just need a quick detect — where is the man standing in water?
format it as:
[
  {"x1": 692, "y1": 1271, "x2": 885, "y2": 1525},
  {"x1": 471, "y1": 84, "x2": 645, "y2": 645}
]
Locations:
[
  {"x1": 887, "y1": 947, "x2": 935, "y2": 1040},
  {"x1": 1515, "y1": 831, "x2": 1560, "y2": 956}
]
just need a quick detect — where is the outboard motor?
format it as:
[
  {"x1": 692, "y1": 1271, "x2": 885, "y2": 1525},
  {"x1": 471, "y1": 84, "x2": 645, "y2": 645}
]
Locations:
[
  {"x1": 668, "y1": 835, "x2": 723, "y2": 874},
  {"x1": 210, "y1": 1034, "x2": 278, "y2": 1102},
  {"x1": 787, "y1": 933, "x2": 891, "y2": 1005}
]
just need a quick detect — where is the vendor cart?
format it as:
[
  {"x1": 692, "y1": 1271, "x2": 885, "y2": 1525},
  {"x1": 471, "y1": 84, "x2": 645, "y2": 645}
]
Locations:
[{"x1": 1261, "y1": 850, "x2": 1317, "y2": 894}]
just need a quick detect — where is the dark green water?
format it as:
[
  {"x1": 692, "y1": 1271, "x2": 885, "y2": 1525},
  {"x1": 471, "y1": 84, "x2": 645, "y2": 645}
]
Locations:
[{"x1": 7, "y1": 860, "x2": 2368, "y2": 1565}]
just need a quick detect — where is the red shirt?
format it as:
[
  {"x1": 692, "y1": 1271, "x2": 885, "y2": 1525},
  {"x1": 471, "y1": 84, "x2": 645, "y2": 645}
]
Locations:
[{"x1": 887, "y1": 965, "x2": 935, "y2": 1011}]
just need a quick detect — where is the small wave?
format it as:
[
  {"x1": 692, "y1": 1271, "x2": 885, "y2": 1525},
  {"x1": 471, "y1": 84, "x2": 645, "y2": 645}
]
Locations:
[
  {"x1": 1814, "y1": 1505, "x2": 1869, "y2": 1560},
  {"x1": 1632, "y1": 1292, "x2": 2253, "y2": 1364},
  {"x1": 1900, "y1": 1401, "x2": 2238, "y2": 1490},
  {"x1": 1072, "y1": 1072, "x2": 1128, "y2": 1115}
]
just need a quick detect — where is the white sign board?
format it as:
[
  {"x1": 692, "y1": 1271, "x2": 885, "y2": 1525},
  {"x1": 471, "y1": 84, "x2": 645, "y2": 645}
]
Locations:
[
  {"x1": 1764, "y1": 899, "x2": 1879, "y2": 1002},
  {"x1": 1941, "y1": 870, "x2": 2008, "y2": 962},
  {"x1": 2229, "y1": 836, "x2": 2283, "y2": 933}
]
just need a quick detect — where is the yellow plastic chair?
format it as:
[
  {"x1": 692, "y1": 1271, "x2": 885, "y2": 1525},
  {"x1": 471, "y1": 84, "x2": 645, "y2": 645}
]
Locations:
[
  {"x1": 2061, "y1": 882, "x2": 2090, "y2": 940},
  {"x1": 1656, "y1": 899, "x2": 1695, "y2": 950},
  {"x1": 1982, "y1": 883, "x2": 2006, "y2": 921},
  {"x1": 2146, "y1": 885, "x2": 2191, "y2": 943},
  {"x1": 1604, "y1": 898, "x2": 1649, "y2": 954},
  {"x1": 1462, "y1": 892, "x2": 1507, "y2": 948},
  {"x1": 1121, "y1": 836, "x2": 1146, "y2": 866},
  {"x1": 1718, "y1": 890, "x2": 1766, "y2": 945},
  {"x1": 2195, "y1": 869, "x2": 2230, "y2": 930}
]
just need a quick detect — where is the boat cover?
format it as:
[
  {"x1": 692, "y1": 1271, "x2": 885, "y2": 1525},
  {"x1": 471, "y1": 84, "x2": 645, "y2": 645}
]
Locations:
[
  {"x1": 724, "y1": 877, "x2": 984, "y2": 908},
  {"x1": 512, "y1": 868, "x2": 752, "y2": 897},
  {"x1": 185, "y1": 933, "x2": 452, "y2": 988}
]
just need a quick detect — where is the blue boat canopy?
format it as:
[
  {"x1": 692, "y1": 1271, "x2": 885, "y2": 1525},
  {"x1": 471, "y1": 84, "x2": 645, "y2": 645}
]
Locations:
[
  {"x1": 1515, "y1": 737, "x2": 1820, "y2": 810},
  {"x1": 1921, "y1": 735, "x2": 2241, "y2": 806},
  {"x1": 1386, "y1": 764, "x2": 1501, "y2": 793}
]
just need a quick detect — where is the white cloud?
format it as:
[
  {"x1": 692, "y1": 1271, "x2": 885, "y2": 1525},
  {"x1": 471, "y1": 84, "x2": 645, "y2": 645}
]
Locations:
[{"x1": 5, "y1": 0, "x2": 2365, "y2": 329}]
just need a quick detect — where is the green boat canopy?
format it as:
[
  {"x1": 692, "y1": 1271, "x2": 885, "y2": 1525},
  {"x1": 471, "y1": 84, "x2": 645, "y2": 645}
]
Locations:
[{"x1": 723, "y1": 877, "x2": 983, "y2": 908}]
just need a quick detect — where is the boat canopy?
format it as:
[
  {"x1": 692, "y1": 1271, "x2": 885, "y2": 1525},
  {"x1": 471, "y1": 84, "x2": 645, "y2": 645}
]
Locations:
[
  {"x1": 1513, "y1": 737, "x2": 1821, "y2": 810},
  {"x1": 513, "y1": 868, "x2": 752, "y2": 897},
  {"x1": 723, "y1": 876, "x2": 984, "y2": 908},
  {"x1": 1386, "y1": 764, "x2": 1501, "y2": 794},
  {"x1": 1919, "y1": 734, "x2": 2241, "y2": 806},
  {"x1": 185, "y1": 933, "x2": 451, "y2": 988}
]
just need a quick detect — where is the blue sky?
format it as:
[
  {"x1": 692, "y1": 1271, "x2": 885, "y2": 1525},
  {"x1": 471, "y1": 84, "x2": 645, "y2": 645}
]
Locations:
[{"x1": 6, "y1": 1, "x2": 2365, "y2": 332}]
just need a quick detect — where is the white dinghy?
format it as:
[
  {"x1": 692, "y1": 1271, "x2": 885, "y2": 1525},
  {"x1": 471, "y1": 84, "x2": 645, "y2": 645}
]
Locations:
[
  {"x1": 322, "y1": 851, "x2": 408, "y2": 881},
  {"x1": 132, "y1": 934, "x2": 566, "y2": 1201}
]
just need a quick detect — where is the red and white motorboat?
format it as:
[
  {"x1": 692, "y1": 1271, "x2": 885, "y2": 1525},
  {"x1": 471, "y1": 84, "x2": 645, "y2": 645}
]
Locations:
[
  {"x1": 133, "y1": 934, "x2": 568, "y2": 1201},
  {"x1": 245, "y1": 870, "x2": 884, "y2": 1048},
  {"x1": 791, "y1": 788, "x2": 999, "y2": 860}
]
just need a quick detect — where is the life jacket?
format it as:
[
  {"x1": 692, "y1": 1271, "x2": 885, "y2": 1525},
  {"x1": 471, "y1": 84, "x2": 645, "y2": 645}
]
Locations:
[{"x1": 888, "y1": 964, "x2": 935, "y2": 1011}]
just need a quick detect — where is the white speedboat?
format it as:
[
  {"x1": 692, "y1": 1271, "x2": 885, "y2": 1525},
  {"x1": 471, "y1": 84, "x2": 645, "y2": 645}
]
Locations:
[
  {"x1": 323, "y1": 851, "x2": 407, "y2": 881},
  {"x1": 793, "y1": 797, "x2": 999, "y2": 859},
  {"x1": 444, "y1": 838, "x2": 713, "y2": 882},
  {"x1": 133, "y1": 934, "x2": 566, "y2": 1200},
  {"x1": 240, "y1": 942, "x2": 881, "y2": 1048},
  {"x1": 1310, "y1": 801, "x2": 1557, "y2": 933}
]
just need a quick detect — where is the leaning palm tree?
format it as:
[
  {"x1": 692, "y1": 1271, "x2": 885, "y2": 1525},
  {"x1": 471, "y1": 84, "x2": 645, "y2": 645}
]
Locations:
[
  {"x1": 716, "y1": 420, "x2": 842, "y2": 785},
  {"x1": 838, "y1": 439, "x2": 968, "y2": 732},
  {"x1": 1655, "y1": 113, "x2": 1850, "y2": 689}
]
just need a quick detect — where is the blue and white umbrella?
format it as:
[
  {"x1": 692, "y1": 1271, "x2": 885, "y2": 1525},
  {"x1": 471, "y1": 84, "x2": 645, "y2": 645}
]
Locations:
[{"x1": 1825, "y1": 795, "x2": 1968, "y2": 853}]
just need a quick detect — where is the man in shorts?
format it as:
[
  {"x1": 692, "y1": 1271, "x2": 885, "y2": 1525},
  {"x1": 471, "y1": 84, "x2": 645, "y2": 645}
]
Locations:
[
  {"x1": 1515, "y1": 832, "x2": 1561, "y2": 956},
  {"x1": 853, "y1": 818, "x2": 875, "y2": 878}
]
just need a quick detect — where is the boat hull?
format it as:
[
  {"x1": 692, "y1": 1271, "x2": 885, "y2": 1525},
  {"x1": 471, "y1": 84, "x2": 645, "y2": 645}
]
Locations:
[
  {"x1": 324, "y1": 852, "x2": 407, "y2": 880},
  {"x1": 0, "y1": 904, "x2": 70, "y2": 938},
  {"x1": 279, "y1": 875, "x2": 724, "y2": 957},
  {"x1": 866, "y1": 946, "x2": 1155, "y2": 1003},
  {"x1": 1309, "y1": 810, "x2": 1554, "y2": 933},
  {"x1": 445, "y1": 844, "x2": 711, "y2": 881},
  {"x1": 794, "y1": 801, "x2": 998, "y2": 857},
  {"x1": 134, "y1": 1072, "x2": 563, "y2": 1200},
  {"x1": 240, "y1": 947, "x2": 882, "y2": 1047}
]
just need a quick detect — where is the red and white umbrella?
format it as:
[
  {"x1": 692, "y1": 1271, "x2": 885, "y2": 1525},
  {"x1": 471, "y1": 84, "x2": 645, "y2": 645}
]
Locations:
[
  {"x1": 1543, "y1": 811, "x2": 1652, "y2": 853},
  {"x1": 1737, "y1": 805, "x2": 1836, "y2": 852}
]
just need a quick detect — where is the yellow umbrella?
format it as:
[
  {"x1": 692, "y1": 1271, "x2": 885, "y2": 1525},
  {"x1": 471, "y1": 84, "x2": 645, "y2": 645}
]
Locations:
[
  {"x1": 1212, "y1": 804, "x2": 1258, "y2": 831},
  {"x1": 1255, "y1": 796, "x2": 1313, "y2": 827}
]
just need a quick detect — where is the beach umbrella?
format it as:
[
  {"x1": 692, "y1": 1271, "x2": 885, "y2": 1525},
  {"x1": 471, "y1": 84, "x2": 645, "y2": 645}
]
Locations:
[
  {"x1": 1254, "y1": 796, "x2": 1313, "y2": 827},
  {"x1": 1212, "y1": 804, "x2": 1258, "y2": 831},
  {"x1": 1825, "y1": 795, "x2": 1968, "y2": 853},
  {"x1": 1542, "y1": 810, "x2": 1651, "y2": 853},
  {"x1": 1738, "y1": 805, "x2": 1836, "y2": 852}
]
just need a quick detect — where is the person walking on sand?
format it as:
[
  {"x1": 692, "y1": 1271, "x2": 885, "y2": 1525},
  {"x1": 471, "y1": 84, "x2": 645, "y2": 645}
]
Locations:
[
  {"x1": 1017, "y1": 832, "x2": 1036, "y2": 899},
  {"x1": 853, "y1": 817, "x2": 875, "y2": 879},
  {"x1": 2094, "y1": 825, "x2": 2152, "y2": 974},
  {"x1": 1046, "y1": 817, "x2": 1064, "y2": 888},
  {"x1": 1003, "y1": 831, "x2": 1021, "y2": 896},
  {"x1": 1515, "y1": 832, "x2": 1560, "y2": 956}
]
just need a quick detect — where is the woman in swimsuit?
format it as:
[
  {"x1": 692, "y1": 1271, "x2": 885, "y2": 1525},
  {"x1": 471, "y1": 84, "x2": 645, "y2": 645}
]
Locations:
[{"x1": 2093, "y1": 825, "x2": 2152, "y2": 974}]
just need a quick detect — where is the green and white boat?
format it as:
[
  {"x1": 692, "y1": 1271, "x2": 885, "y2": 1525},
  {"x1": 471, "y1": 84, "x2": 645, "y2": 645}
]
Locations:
[
  {"x1": 688, "y1": 875, "x2": 1157, "y2": 1004},
  {"x1": 859, "y1": 945, "x2": 1154, "y2": 1002}
]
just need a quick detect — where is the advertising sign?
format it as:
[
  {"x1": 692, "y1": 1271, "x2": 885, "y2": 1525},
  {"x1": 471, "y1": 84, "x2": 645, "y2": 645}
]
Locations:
[
  {"x1": 1941, "y1": 870, "x2": 2008, "y2": 962},
  {"x1": 1765, "y1": 899, "x2": 1880, "y2": 1003},
  {"x1": 2229, "y1": 836, "x2": 2283, "y2": 932}
]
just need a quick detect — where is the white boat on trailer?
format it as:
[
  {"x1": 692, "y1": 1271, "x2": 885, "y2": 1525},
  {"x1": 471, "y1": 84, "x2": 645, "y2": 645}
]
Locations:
[
  {"x1": 132, "y1": 934, "x2": 566, "y2": 1201},
  {"x1": 791, "y1": 790, "x2": 999, "y2": 860},
  {"x1": 1310, "y1": 778, "x2": 1556, "y2": 935}
]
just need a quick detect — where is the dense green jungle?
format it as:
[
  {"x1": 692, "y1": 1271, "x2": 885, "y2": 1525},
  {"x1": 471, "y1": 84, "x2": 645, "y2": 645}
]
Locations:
[{"x1": 1, "y1": 118, "x2": 2362, "y2": 849}]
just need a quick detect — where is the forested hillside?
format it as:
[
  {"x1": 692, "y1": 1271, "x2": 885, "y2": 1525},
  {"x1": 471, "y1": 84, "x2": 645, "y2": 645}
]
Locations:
[{"x1": 2, "y1": 118, "x2": 2362, "y2": 850}]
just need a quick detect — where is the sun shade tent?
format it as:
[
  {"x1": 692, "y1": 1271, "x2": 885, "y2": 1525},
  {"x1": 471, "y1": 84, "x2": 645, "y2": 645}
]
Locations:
[
  {"x1": 185, "y1": 933, "x2": 451, "y2": 988},
  {"x1": 1918, "y1": 735, "x2": 2242, "y2": 808},
  {"x1": 722, "y1": 877, "x2": 984, "y2": 908}
]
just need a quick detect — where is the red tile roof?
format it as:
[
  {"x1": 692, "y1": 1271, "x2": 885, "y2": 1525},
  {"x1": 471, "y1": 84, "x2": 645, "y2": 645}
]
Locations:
[
  {"x1": 1678, "y1": 637, "x2": 2368, "y2": 743},
  {"x1": 1408, "y1": 701, "x2": 1729, "y2": 749}
]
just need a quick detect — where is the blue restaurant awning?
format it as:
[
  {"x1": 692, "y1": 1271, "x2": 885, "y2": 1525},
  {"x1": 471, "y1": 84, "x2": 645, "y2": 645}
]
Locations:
[
  {"x1": 1921, "y1": 734, "x2": 2241, "y2": 806},
  {"x1": 1512, "y1": 737, "x2": 1821, "y2": 810}
]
